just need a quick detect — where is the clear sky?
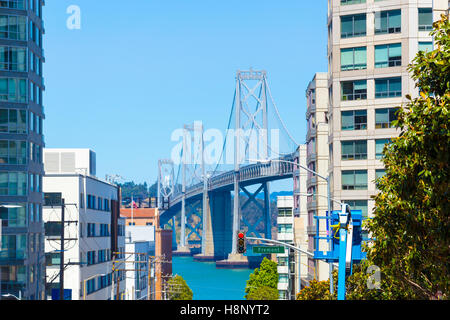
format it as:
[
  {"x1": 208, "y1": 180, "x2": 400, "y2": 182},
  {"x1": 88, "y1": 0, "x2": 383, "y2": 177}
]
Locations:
[{"x1": 43, "y1": 0, "x2": 328, "y2": 186}]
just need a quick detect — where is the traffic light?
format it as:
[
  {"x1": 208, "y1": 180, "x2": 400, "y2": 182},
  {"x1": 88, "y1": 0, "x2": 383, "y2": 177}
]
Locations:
[{"x1": 237, "y1": 231, "x2": 246, "y2": 254}]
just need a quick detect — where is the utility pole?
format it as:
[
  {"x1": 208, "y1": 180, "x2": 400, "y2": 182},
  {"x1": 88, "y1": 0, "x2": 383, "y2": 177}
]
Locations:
[{"x1": 59, "y1": 198, "x2": 65, "y2": 300}]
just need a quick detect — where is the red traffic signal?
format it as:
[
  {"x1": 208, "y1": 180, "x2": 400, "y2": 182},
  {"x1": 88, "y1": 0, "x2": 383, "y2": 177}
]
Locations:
[{"x1": 238, "y1": 232, "x2": 245, "y2": 239}]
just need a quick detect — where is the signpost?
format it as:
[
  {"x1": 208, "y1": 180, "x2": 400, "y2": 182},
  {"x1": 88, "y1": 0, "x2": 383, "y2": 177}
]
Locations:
[{"x1": 253, "y1": 246, "x2": 285, "y2": 254}]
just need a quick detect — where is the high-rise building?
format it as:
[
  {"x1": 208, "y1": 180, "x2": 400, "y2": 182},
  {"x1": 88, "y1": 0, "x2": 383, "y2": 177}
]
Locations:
[
  {"x1": 327, "y1": 0, "x2": 448, "y2": 218},
  {"x1": 305, "y1": 73, "x2": 330, "y2": 283},
  {"x1": 0, "y1": 0, "x2": 45, "y2": 300}
]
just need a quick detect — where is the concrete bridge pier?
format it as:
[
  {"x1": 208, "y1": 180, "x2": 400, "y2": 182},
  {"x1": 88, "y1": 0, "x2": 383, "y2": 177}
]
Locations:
[{"x1": 194, "y1": 191, "x2": 232, "y2": 261}]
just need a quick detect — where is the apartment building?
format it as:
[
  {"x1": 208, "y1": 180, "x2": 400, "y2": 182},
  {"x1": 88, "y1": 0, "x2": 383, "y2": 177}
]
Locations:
[
  {"x1": 42, "y1": 148, "x2": 126, "y2": 300},
  {"x1": 327, "y1": 0, "x2": 448, "y2": 218},
  {"x1": 276, "y1": 196, "x2": 296, "y2": 300},
  {"x1": 0, "y1": 0, "x2": 46, "y2": 300},
  {"x1": 305, "y1": 73, "x2": 330, "y2": 282}
]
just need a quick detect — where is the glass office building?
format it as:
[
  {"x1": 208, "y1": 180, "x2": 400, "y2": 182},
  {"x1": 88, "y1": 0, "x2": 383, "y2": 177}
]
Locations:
[{"x1": 0, "y1": 0, "x2": 45, "y2": 300}]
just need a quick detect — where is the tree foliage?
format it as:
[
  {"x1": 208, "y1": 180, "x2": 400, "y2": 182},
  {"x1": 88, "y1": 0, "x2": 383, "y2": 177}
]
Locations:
[
  {"x1": 167, "y1": 275, "x2": 193, "y2": 300},
  {"x1": 244, "y1": 257, "x2": 278, "y2": 300},
  {"x1": 363, "y1": 14, "x2": 450, "y2": 300},
  {"x1": 246, "y1": 286, "x2": 279, "y2": 300}
]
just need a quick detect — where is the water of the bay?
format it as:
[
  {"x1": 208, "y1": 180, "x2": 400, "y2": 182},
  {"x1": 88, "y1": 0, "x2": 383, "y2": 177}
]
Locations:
[{"x1": 172, "y1": 256, "x2": 254, "y2": 300}]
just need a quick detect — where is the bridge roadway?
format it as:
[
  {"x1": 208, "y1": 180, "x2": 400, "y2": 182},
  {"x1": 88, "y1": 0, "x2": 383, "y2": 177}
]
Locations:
[{"x1": 159, "y1": 152, "x2": 298, "y2": 226}]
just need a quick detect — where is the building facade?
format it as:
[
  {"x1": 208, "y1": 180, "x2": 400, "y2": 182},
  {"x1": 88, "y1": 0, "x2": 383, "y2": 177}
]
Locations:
[
  {"x1": 305, "y1": 73, "x2": 330, "y2": 282},
  {"x1": 120, "y1": 207, "x2": 157, "y2": 227},
  {"x1": 42, "y1": 148, "x2": 125, "y2": 300},
  {"x1": 327, "y1": 0, "x2": 448, "y2": 217},
  {"x1": 276, "y1": 196, "x2": 296, "y2": 300},
  {"x1": 0, "y1": 0, "x2": 46, "y2": 300}
]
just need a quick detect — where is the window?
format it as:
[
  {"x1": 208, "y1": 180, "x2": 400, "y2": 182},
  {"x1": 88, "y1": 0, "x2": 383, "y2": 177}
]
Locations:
[
  {"x1": 278, "y1": 208, "x2": 292, "y2": 217},
  {"x1": 375, "y1": 139, "x2": 390, "y2": 159},
  {"x1": 375, "y1": 43, "x2": 401, "y2": 68},
  {"x1": 375, "y1": 77, "x2": 401, "y2": 98},
  {"x1": 341, "y1": 80, "x2": 367, "y2": 101},
  {"x1": 0, "y1": 78, "x2": 27, "y2": 102},
  {"x1": 341, "y1": 140, "x2": 367, "y2": 160},
  {"x1": 0, "y1": 109, "x2": 27, "y2": 134},
  {"x1": 0, "y1": 0, "x2": 26, "y2": 9},
  {"x1": 87, "y1": 251, "x2": 96, "y2": 266},
  {"x1": 0, "y1": 203, "x2": 26, "y2": 227},
  {"x1": 341, "y1": 0, "x2": 365, "y2": 4},
  {"x1": 375, "y1": 108, "x2": 399, "y2": 128},
  {"x1": 341, "y1": 47, "x2": 366, "y2": 71},
  {"x1": 0, "y1": 15, "x2": 27, "y2": 40},
  {"x1": 418, "y1": 8, "x2": 433, "y2": 31},
  {"x1": 86, "y1": 278, "x2": 96, "y2": 294},
  {"x1": 341, "y1": 14, "x2": 366, "y2": 38},
  {"x1": 0, "y1": 234, "x2": 26, "y2": 260},
  {"x1": 375, "y1": 169, "x2": 386, "y2": 180},
  {"x1": 342, "y1": 170, "x2": 367, "y2": 190},
  {"x1": 0, "y1": 140, "x2": 27, "y2": 164},
  {"x1": 277, "y1": 224, "x2": 293, "y2": 233},
  {"x1": 345, "y1": 200, "x2": 368, "y2": 218},
  {"x1": 87, "y1": 223, "x2": 96, "y2": 237},
  {"x1": 375, "y1": 10, "x2": 401, "y2": 34},
  {"x1": 418, "y1": 42, "x2": 433, "y2": 52},
  {"x1": 341, "y1": 110, "x2": 367, "y2": 130},
  {"x1": 0, "y1": 46, "x2": 27, "y2": 71},
  {"x1": 0, "y1": 171, "x2": 27, "y2": 195}
]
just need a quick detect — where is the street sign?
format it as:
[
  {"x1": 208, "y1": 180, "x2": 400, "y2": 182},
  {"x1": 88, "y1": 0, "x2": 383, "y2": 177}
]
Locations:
[{"x1": 253, "y1": 246, "x2": 285, "y2": 254}]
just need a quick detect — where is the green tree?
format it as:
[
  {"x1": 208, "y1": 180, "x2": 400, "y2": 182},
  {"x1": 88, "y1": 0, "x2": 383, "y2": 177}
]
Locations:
[
  {"x1": 346, "y1": 15, "x2": 450, "y2": 300},
  {"x1": 246, "y1": 286, "x2": 279, "y2": 300},
  {"x1": 296, "y1": 270, "x2": 337, "y2": 300},
  {"x1": 166, "y1": 275, "x2": 193, "y2": 300},
  {"x1": 244, "y1": 257, "x2": 278, "y2": 300}
]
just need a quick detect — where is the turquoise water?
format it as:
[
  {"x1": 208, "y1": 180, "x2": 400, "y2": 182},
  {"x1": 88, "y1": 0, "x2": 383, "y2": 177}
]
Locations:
[{"x1": 172, "y1": 256, "x2": 254, "y2": 300}]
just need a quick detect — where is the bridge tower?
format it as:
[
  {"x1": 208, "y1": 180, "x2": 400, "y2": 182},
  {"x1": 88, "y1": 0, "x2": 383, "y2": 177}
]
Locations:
[
  {"x1": 176, "y1": 122, "x2": 206, "y2": 254},
  {"x1": 230, "y1": 69, "x2": 272, "y2": 258}
]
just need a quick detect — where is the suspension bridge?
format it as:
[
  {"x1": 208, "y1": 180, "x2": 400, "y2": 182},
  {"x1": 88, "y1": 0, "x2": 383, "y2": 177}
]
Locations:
[{"x1": 156, "y1": 68, "x2": 301, "y2": 268}]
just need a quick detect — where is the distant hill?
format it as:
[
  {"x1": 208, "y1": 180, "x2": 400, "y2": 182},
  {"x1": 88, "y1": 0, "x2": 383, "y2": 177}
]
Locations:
[{"x1": 250, "y1": 190, "x2": 293, "y2": 201}]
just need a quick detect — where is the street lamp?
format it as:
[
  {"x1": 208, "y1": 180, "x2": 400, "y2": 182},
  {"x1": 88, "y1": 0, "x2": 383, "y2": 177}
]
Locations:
[
  {"x1": 83, "y1": 273, "x2": 107, "y2": 300},
  {"x1": 249, "y1": 158, "x2": 337, "y2": 294}
]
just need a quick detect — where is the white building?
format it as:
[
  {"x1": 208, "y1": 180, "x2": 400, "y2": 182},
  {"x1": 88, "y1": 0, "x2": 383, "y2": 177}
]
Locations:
[
  {"x1": 124, "y1": 225, "x2": 155, "y2": 300},
  {"x1": 43, "y1": 148, "x2": 126, "y2": 300},
  {"x1": 276, "y1": 196, "x2": 296, "y2": 300}
]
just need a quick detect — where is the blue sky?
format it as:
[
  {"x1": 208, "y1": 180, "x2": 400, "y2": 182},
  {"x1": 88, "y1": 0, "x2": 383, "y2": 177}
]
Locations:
[{"x1": 43, "y1": 0, "x2": 328, "y2": 186}]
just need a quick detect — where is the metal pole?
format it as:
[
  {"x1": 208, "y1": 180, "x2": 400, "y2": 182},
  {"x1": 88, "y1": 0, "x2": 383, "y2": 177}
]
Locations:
[
  {"x1": 232, "y1": 73, "x2": 241, "y2": 254},
  {"x1": 181, "y1": 126, "x2": 187, "y2": 248},
  {"x1": 59, "y1": 198, "x2": 65, "y2": 301},
  {"x1": 327, "y1": 177, "x2": 334, "y2": 295}
]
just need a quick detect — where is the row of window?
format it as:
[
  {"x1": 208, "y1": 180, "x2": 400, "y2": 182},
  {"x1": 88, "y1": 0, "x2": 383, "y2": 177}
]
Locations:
[
  {"x1": 0, "y1": 140, "x2": 42, "y2": 165},
  {"x1": 341, "y1": 77, "x2": 401, "y2": 101},
  {"x1": 0, "y1": 78, "x2": 43, "y2": 105},
  {"x1": 85, "y1": 271, "x2": 124, "y2": 296},
  {"x1": 341, "y1": 139, "x2": 390, "y2": 160},
  {"x1": 341, "y1": 169, "x2": 386, "y2": 190},
  {"x1": 0, "y1": 233, "x2": 26, "y2": 260},
  {"x1": 340, "y1": 8, "x2": 433, "y2": 39},
  {"x1": 341, "y1": 42, "x2": 433, "y2": 71},
  {"x1": 0, "y1": 0, "x2": 42, "y2": 15},
  {"x1": 0, "y1": 108, "x2": 43, "y2": 134},
  {"x1": 81, "y1": 193, "x2": 112, "y2": 212},
  {"x1": 0, "y1": 171, "x2": 42, "y2": 196},
  {"x1": 0, "y1": 202, "x2": 41, "y2": 228},
  {"x1": 86, "y1": 223, "x2": 110, "y2": 237},
  {"x1": 341, "y1": 107, "x2": 398, "y2": 130}
]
